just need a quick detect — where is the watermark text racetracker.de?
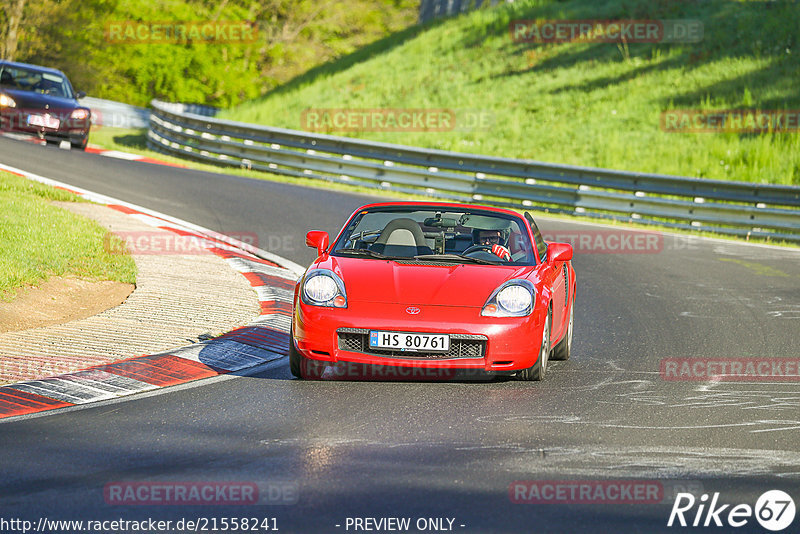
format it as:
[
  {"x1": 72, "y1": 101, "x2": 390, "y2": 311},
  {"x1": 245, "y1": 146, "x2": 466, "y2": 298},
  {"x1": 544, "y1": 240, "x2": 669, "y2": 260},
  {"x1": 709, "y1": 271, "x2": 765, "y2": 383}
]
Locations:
[
  {"x1": 509, "y1": 19, "x2": 703, "y2": 43},
  {"x1": 509, "y1": 479, "x2": 704, "y2": 505},
  {"x1": 103, "y1": 480, "x2": 298, "y2": 506},
  {"x1": 103, "y1": 231, "x2": 296, "y2": 255}
]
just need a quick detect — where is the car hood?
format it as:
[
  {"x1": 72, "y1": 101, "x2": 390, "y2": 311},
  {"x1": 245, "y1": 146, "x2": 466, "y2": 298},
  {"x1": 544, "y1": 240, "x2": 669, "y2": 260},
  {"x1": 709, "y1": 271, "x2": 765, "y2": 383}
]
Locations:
[
  {"x1": 1, "y1": 88, "x2": 79, "y2": 110},
  {"x1": 313, "y1": 256, "x2": 533, "y2": 307}
]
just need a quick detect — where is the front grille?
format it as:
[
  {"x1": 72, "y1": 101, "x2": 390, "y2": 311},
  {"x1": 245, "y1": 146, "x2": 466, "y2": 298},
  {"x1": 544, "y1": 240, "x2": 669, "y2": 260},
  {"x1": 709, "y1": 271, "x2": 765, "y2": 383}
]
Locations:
[{"x1": 337, "y1": 328, "x2": 486, "y2": 360}]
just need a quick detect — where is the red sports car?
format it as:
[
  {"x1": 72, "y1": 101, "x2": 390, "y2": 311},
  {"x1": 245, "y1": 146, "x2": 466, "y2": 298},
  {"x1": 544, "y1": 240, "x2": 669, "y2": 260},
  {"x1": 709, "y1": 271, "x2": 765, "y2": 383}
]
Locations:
[{"x1": 290, "y1": 202, "x2": 576, "y2": 381}]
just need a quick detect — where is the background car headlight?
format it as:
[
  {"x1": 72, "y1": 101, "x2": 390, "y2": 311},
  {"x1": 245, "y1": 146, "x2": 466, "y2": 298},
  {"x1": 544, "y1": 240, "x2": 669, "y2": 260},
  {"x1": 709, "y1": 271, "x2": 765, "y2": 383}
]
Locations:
[
  {"x1": 0, "y1": 94, "x2": 16, "y2": 108},
  {"x1": 70, "y1": 108, "x2": 89, "y2": 120},
  {"x1": 481, "y1": 279, "x2": 534, "y2": 317},
  {"x1": 301, "y1": 270, "x2": 347, "y2": 308}
]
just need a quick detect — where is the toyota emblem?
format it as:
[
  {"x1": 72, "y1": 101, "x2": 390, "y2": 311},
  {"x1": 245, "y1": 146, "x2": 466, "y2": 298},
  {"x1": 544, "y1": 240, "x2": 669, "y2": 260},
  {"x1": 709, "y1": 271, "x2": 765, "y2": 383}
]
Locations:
[{"x1": 405, "y1": 306, "x2": 421, "y2": 315}]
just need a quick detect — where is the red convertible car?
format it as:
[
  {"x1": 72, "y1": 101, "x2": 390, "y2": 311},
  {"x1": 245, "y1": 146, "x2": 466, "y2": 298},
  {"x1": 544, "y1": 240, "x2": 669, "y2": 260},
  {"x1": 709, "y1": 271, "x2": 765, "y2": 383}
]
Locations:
[{"x1": 290, "y1": 202, "x2": 576, "y2": 381}]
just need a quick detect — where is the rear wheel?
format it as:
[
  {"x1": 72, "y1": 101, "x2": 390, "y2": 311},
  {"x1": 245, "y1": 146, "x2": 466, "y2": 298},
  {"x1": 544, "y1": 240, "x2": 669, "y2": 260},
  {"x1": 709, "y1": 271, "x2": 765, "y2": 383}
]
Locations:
[
  {"x1": 551, "y1": 298, "x2": 573, "y2": 361},
  {"x1": 517, "y1": 310, "x2": 550, "y2": 381}
]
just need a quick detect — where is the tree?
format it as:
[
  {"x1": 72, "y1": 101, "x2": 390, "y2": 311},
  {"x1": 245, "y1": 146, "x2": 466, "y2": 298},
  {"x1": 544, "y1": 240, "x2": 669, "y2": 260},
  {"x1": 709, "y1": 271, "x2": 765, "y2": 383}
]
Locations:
[{"x1": 1, "y1": 0, "x2": 26, "y2": 60}]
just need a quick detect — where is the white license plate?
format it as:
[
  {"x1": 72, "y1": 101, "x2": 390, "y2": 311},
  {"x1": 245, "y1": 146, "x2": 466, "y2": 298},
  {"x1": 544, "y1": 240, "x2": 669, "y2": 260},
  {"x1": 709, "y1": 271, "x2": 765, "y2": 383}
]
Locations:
[
  {"x1": 27, "y1": 114, "x2": 60, "y2": 129},
  {"x1": 369, "y1": 331, "x2": 450, "y2": 352}
]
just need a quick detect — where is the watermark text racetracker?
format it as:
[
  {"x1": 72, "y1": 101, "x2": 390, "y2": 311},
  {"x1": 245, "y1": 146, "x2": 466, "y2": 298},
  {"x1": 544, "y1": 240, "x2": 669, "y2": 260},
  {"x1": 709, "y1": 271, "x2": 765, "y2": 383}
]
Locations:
[
  {"x1": 105, "y1": 20, "x2": 259, "y2": 44},
  {"x1": 300, "y1": 108, "x2": 494, "y2": 133},
  {"x1": 661, "y1": 109, "x2": 800, "y2": 133},
  {"x1": 541, "y1": 230, "x2": 699, "y2": 254},
  {"x1": 661, "y1": 357, "x2": 800, "y2": 382}
]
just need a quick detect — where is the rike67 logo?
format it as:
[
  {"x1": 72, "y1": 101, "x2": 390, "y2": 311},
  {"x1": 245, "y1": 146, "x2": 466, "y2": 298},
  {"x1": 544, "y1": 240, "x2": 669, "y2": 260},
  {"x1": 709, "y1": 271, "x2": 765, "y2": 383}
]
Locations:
[{"x1": 668, "y1": 490, "x2": 795, "y2": 531}]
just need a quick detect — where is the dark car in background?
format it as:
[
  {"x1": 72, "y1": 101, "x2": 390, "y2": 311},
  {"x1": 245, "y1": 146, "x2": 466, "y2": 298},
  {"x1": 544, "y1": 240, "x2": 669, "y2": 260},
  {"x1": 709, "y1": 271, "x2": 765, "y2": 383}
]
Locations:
[{"x1": 0, "y1": 60, "x2": 91, "y2": 150}]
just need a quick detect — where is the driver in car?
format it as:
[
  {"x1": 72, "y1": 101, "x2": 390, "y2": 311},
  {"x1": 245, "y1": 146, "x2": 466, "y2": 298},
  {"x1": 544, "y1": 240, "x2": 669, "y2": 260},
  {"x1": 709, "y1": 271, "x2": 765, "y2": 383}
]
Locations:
[{"x1": 475, "y1": 229, "x2": 512, "y2": 261}]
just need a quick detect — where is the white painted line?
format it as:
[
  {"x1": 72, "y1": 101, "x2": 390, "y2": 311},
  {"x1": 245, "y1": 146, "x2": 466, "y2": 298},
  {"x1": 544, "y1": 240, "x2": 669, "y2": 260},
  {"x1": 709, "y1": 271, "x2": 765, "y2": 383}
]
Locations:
[{"x1": 99, "y1": 150, "x2": 143, "y2": 161}]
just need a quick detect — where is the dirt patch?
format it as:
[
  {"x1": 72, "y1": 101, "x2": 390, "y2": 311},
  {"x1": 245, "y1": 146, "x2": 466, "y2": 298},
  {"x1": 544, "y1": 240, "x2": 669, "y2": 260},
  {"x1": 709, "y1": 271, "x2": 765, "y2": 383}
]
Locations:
[{"x1": 0, "y1": 277, "x2": 134, "y2": 333}]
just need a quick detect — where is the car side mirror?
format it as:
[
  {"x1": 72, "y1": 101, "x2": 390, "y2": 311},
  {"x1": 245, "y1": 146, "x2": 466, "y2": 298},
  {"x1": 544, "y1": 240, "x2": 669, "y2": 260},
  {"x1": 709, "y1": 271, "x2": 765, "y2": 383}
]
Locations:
[
  {"x1": 75, "y1": 91, "x2": 86, "y2": 99},
  {"x1": 306, "y1": 230, "x2": 329, "y2": 257},
  {"x1": 547, "y1": 242, "x2": 573, "y2": 263}
]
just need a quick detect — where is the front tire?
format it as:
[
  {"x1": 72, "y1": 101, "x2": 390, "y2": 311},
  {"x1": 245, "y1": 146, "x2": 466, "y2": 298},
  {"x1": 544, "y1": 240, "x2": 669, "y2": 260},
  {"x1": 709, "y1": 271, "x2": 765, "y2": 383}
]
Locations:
[
  {"x1": 517, "y1": 310, "x2": 550, "y2": 381},
  {"x1": 71, "y1": 136, "x2": 88, "y2": 151},
  {"x1": 288, "y1": 327, "x2": 304, "y2": 378}
]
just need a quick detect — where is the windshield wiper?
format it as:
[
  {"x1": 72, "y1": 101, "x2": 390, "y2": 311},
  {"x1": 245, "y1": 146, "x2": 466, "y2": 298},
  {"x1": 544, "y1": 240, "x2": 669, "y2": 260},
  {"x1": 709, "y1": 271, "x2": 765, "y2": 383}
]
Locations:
[
  {"x1": 413, "y1": 253, "x2": 500, "y2": 265},
  {"x1": 334, "y1": 248, "x2": 400, "y2": 260}
]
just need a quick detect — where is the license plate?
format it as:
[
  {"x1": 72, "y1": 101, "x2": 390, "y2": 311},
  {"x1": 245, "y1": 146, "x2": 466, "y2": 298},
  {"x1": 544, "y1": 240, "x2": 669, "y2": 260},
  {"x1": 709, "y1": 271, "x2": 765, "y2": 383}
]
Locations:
[
  {"x1": 369, "y1": 331, "x2": 450, "y2": 352},
  {"x1": 27, "y1": 114, "x2": 60, "y2": 129}
]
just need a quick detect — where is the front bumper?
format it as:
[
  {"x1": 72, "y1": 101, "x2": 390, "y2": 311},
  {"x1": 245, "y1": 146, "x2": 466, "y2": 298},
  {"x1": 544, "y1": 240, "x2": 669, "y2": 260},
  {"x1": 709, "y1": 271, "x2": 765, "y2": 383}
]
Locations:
[
  {"x1": 293, "y1": 299, "x2": 547, "y2": 373},
  {"x1": 0, "y1": 110, "x2": 89, "y2": 143}
]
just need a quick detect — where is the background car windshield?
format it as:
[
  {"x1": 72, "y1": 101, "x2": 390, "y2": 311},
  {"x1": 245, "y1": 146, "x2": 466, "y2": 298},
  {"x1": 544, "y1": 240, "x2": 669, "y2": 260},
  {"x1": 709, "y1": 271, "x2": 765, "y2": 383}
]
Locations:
[
  {"x1": 0, "y1": 67, "x2": 72, "y2": 98},
  {"x1": 332, "y1": 208, "x2": 535, "y2": 264}
]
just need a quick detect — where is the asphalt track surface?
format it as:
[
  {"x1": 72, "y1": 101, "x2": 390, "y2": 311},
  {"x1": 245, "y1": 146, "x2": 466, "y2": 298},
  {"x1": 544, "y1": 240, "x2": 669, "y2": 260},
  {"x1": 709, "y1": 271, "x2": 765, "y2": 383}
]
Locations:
[{"x1": 1, "y1": 137, "x2": 799, "y2": 533}]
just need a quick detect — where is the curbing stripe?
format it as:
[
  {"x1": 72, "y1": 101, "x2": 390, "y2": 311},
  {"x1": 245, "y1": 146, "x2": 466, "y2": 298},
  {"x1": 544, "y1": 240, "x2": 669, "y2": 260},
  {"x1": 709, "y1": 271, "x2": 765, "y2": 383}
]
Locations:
[
  {"x1": 0, "y1": 387, "x2": 74, "y2": 415},
  {"x1": 9, "y1": 379, "x2": 109, "y2": 404},
  {"x1": 57, "y1": 370, "x2": 158, "y2": 395},
  {"x1": 89, "y1": 354, "x2": 225, "y2": 387}
]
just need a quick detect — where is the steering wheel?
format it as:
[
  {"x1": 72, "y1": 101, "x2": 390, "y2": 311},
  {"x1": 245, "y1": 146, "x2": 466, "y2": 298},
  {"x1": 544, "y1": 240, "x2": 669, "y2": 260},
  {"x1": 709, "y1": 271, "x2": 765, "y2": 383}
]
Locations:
[{"x1": 462, "y1": 244, "x2": 493, "y2": 256}]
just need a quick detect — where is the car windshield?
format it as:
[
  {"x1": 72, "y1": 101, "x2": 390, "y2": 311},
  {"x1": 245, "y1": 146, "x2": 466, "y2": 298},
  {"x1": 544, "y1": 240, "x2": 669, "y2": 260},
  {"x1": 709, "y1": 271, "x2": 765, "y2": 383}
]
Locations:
[
  {"x1": 331, "y1": 206, "x2": 536, "y2": 265},
  {"x1": 0, "y1": 66, "x2": 72, "y2": 99}
]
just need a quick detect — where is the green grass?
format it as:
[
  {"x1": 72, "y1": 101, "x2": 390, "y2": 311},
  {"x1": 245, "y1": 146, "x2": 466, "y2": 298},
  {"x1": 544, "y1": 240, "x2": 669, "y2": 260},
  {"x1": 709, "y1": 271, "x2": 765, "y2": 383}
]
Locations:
[
  {"x1": 219, "y1": 0, "x2": 800, "y2": 186},
  {"x1": 0, "y1": 171, "x2": 137, "y2": 301}
]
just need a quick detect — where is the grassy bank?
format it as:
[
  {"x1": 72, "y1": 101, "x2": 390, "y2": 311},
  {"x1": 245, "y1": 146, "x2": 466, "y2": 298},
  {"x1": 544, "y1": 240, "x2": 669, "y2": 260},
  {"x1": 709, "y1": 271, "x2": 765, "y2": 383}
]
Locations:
[
  {"x1": 220, "y1": 0, "x2": 800, "y2": 185},
  {"x1": 0, "y1": 171, "x2": 136, "y2": 300}
]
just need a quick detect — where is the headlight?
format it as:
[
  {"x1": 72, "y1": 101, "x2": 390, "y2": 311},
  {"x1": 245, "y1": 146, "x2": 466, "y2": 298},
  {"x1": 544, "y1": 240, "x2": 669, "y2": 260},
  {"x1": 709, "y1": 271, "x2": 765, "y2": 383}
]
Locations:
[
  {"x1": 481, "y1": 279, "x2": 534, "y2": 317},
  {"x1": 70, "y1": 108, "x2": 89, "y2": 120},
  {"x1": 496, "y1": 285, "x2": 532, "y2": 313},
  {"x1": 301, "y1": 269, "x2": 347, "y2": 308},
  {"x1": 0, "y1": 94, "x2": 16, "y2": 108}
]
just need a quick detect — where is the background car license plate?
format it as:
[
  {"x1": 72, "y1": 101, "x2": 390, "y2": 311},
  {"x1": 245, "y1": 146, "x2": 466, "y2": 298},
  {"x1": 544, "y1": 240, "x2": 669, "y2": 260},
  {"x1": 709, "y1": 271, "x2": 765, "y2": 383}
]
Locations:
[
  {"x1": 27, "y1": 114, "x2": 60, "y2": 129},
  {"x1": 369, "y1": 331, "x2": 450, "y2": 352}
]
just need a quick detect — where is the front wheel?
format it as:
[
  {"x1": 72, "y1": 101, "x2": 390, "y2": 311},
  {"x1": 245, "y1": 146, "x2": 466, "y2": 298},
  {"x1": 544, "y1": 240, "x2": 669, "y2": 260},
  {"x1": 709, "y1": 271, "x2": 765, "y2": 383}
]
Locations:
[
  {"x1": 288, "y1": 327, "x2": 304, "y2": 378},
  {"x1": 517, "y1": 311, "x2": 550, "y2": 381}
]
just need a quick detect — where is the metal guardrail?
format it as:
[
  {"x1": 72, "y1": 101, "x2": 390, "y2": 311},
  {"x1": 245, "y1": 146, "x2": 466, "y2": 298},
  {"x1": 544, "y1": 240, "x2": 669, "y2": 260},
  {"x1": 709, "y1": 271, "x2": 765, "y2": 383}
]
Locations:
[
  {"x1": 147, "y1": 99, "x2": 800, "y2": 243},
  {"x1": 418, "y1": 0, "x2": 506, "y2": 24},
  {"x1": 83, "y1": 96, "x2": 150, "y2": 129}
]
